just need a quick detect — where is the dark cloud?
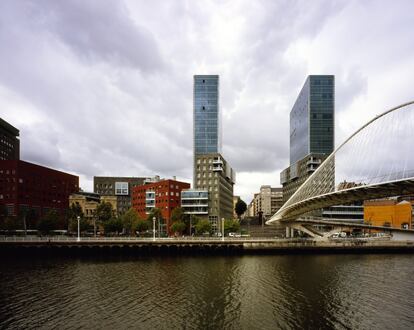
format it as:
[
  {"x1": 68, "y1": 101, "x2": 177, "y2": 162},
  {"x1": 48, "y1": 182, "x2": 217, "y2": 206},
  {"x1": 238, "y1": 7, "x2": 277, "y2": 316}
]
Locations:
[{"x1": 1, "y1": 0, "x2": 414, "y2": 203}]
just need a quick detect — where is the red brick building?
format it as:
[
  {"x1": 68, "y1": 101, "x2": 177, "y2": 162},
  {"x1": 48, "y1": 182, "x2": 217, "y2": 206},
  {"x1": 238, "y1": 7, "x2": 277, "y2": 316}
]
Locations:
[
  {"x1": 132, "y1": 179, "x2": 190, "y2": 235},
  {"x1": 0, "y1": 160, "x2": 79, "y2": 227}
]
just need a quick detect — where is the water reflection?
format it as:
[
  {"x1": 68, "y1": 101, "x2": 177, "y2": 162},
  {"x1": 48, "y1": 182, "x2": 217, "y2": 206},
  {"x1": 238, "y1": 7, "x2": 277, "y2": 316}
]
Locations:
[{"x1": 1, "y1": 255, "x2": 414, "y2": 329}]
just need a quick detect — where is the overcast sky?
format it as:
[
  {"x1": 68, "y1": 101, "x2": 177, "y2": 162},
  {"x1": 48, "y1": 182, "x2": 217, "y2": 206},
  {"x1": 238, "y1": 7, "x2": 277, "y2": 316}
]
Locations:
[{"x1": 1, "y1": 0, "x2": 414, "y2": 203}]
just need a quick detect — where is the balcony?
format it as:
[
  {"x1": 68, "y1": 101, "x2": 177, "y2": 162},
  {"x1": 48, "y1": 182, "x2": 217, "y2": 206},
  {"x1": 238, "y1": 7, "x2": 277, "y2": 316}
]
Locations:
[
  {"x1": 181, "y1": 203, "x2": 209, "y2": 208},
  {"x1": 212, "y1": 158, "x2": 223, "y2": 165},
  {"x1": 212, "y1": 165, "x2": 223, "y2": 172},
  {"x1": 307, "y1": 158, "x2": 322, "y2": 166}
]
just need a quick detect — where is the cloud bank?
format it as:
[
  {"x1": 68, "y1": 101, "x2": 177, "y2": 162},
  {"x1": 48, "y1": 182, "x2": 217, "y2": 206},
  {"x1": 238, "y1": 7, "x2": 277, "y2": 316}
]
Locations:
[{"x1": 1, "y1": 0, "x2": 414, "y2": 202}]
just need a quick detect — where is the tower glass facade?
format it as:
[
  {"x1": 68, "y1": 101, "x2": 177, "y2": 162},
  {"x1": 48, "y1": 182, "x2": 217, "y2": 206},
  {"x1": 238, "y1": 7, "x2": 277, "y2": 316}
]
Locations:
[
  {"x1": 193, "y1": 75, "x2": 221, "y2": 155},
  {"x1": 192, "y1": 75, "x2": 235, "y2": 229},
  {"x1": 282, "y1": 75, "x2": 334, "y2": 203},
  {"x1": 290, "y1": 75, "x2": 334, "y2": 164}
]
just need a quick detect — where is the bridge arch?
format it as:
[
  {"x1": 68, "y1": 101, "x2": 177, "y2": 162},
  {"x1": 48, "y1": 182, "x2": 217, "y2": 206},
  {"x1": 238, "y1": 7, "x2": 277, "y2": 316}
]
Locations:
[{"x1": 267, "y1": 101, "x2": 414, "y2": 224}]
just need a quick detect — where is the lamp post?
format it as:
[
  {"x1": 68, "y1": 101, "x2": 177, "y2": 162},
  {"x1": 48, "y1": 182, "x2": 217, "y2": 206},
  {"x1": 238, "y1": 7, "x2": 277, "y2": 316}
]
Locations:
[
  {"x1": 77, "y1": 216, "x2": 80, "y2": 242},
  {"x1": 153, "y1": 216, "x2": 156, "y2": 241},
  {"x1": 222, "y1": 218, "x2": 225, "y2": 241}
]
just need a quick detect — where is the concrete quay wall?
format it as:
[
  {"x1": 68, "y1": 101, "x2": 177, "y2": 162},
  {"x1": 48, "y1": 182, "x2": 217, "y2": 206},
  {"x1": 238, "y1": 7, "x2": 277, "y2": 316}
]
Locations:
[{"x1": 1, "y1": 238, "x2": 414, "y2": 255}]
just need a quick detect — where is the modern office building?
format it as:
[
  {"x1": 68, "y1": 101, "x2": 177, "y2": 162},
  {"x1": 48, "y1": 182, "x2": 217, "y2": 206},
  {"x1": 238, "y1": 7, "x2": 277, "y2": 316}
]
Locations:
[
  {"x1": 193, "y1": 75, "x2": 235, "y2": 232},
  {"x1": 181, "y1": 189, "x2": 209, "y2": 216},
  {"x1": 193, "y1": 154, "x2": 235, "y2": 232},
  {"x1": 281, "y1": 75, "x2": 335, "y2": 203},
  {"x1": 131, "y1": 178, "x2": 190, "y2": 235},
  {"x1": 0, "y1": 160, "x2": 79, "y2": 226},
  {"x1": 193, "y1": 75, "x2": 221, "y2": 156},
  {"x1": 93, "y1": 176, "x2": 148, "y2": 215},
  {"x1": 0, "y1": 118, "x2": 20, "y2": 160}
]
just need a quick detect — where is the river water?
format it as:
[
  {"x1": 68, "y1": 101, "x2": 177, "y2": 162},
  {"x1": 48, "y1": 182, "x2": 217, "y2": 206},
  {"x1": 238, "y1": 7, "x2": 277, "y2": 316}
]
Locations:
[{"x1": 1, "y1": 254, "x2": 413, "y2": 329}]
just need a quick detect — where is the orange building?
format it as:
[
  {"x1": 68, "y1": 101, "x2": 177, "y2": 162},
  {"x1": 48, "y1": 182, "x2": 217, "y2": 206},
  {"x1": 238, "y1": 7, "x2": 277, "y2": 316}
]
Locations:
[
  {"x1": 132, "y1": 179, "x2": 190, "y2": 235},
  {"x1": 364, "y1": 200, "x2": 412, "y2": 229}
]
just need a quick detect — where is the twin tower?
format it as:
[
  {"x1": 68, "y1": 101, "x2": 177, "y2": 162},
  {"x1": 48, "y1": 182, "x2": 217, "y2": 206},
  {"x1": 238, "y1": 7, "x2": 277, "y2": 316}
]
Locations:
[{"x1": 192, "y1": 75, "x2": 235, "y2": 231}]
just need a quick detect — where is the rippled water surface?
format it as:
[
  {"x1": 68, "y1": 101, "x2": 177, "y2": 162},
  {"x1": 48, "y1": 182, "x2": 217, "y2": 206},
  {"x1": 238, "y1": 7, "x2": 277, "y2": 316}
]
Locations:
[{"x1": 1, "y1": 254, "x2": 414, "y2": 329}]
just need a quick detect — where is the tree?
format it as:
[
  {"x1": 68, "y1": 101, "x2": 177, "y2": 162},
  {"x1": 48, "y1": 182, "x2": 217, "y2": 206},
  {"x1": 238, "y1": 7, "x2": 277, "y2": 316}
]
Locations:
[
  {"x1": 37, "y1": 210, "x2": 59, "y2": 235},
  {"x1": 147, "y1": 207, "x2": 163, "y2": 222},
  {"x1": 96, "y1": 202, "x2": 114, "y2": 223},
  {"x1": 170, "y1": 221, "x2": 186, "y2": 235},
  {"x1": 188, "y1": 215, "x2": 200, "y2": 235},
  {"x1": 68, "y1": 216, "x2": 90, "y2": 233},
  {"x1": 171, "y1": 207, "x2": 185, "y2": 223},
  {"x1": 195, "y1": 219, "x2": 211, "y2": 235},
  {"x1": 67, "y1": 202, "x2": 87, "y2": 233},
  {"x1": 68, "y1": 202, "x2": 84, "y2": 221},
  {"x1": 235, "y1": 198, "x2": 247, "y2": 220},
  {"x1": 121, "y1": 208, "x2": 139, "y2": 235},
  {"x1": 0, "y1": 204, "x2": 7, "y2": 222},
  {"x1": 1, "y1": 217, "x2": 19, "y2": 231},
  {"x1": 134, "y1": 219, "x2": 149, "y2": 234},
  {"x1": 103, "y1": 217, "x2": 123, "y2": 235},
  {"x1": 224, "y1": 219, "x2": 240, "y2": 235}
]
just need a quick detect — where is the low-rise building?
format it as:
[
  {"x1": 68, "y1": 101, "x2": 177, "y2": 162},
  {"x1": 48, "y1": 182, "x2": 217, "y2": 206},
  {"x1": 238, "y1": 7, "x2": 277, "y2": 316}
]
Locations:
[
  {"x1": 364, "y1": 199, "x2": 412, "y2": 229},
  {"x1": 0, "y1": 160, "x2": 79, "y2": 226},
  {"x1": 132, "y1": 178, "x2": 190, "y2": 235},
  {"x1": 0, "y1": 118, "x2": 20, "y2": 160},
  {"x1": 181, "y1": 189, "x2": 209, "y2": 216},
  {"x1": 93, "y1": 176, "x2": 148, "y2": 216},
  {"x1": 249, "y1": 186, "x2": 283, "y2": 219},
  {"x1": 194, "y1": 153, "x2": 235, "y2": 232},
  {"x1": 69, "y1": 192, "x2": 117, "y2": 221}
]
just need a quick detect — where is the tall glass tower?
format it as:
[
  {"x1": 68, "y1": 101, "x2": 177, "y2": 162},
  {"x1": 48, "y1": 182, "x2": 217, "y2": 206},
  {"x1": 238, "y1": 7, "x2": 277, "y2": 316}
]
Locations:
[
  {"x1": 281, "y1": 75, "x2": 335, "y2": 203},
  {"x1": 193, "y1": 75, "x2": 221, "y2": 155},
  {"x1": 290, "y1": 75, "x2": 334, "y2": 164},
  {"x1": 190, "y1": 75, "x2": 235, "y2": 230}
]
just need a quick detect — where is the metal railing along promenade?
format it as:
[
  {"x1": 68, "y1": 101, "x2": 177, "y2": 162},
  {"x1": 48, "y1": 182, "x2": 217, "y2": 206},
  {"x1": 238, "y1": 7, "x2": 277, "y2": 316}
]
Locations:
[{"x1": 0, "y1": 236, "x2": 281, "y2": 243}]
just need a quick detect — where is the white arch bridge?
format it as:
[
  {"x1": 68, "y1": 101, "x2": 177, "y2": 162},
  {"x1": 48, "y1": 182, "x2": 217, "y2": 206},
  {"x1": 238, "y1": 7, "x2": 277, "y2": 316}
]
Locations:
[{"x1": 267, "y1": 101, "x2": 414, "y2": 240}]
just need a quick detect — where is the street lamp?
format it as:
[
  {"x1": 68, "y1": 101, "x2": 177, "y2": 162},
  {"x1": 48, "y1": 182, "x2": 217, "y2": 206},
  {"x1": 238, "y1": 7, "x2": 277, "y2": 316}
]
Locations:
[
  {"x1": 77, "y1": 216, "x2": 81, "y2": 242},
  {"x1": 189, "y1": 214, "x2": 193, "y2": 236},
  {"x1": 222, "y1": 218, "x2": 225, "y2": 241},
  {"x1": 153, "y1": 216, "x2": 156, "y2": 241}
]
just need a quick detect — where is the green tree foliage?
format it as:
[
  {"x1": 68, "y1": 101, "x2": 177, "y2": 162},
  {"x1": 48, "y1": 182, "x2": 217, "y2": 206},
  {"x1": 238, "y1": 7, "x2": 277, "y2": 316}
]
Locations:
[
  {"x1": 146, "y1": 207, "x2": 164, "y2": 223},
  {"x1": 21, "y1": 208, "x2": 38, "y2": 230},
  {"x1": 96, "y1": 202, "x2": 114, "y2": 223},
  {"x1": 1, "y1": 217, "x2": 19, "y2": 231},
  {"x1": 68, "y1": 216, "x2": 90, "y2": 233},
  {"x1": 121, "y1": 208, "x2": 139, "y2": 234},
  {"x1": 170, "y1": 221, "x2": 186, "y2": 235},
  {"x1": 68, "y1": 202, "x2": 84, "y2": 221},
  {"x1": 235, "y1": 198, "x2": 247, "y2": 220},
  {"x1": 103, "y1": 218, "x2": 123, "y2": 235},
  {"x1": 224, "y1": 219, "x2": 240, "y2": 235},
  {"x1": 195, "y1": 219, "x2": 211, "y2": 235},
  {"x1": 67, "y1": 202, "x2": 87, "y2": 232},
  {"x1": 134, "y1": 219, "x2": 149, "y2": 233},
  {"x1": 37, "y1": 210, "x2": 59, "y2": 234},
  {"x1": 0, "y1": 204, "x2": 7, "y2": 222},
  {"x1": 171, "y1": 207, "x2": 185, "y2": 223}
]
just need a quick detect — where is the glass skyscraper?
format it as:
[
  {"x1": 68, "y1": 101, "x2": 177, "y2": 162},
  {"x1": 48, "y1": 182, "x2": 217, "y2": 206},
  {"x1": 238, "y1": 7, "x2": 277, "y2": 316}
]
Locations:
[
  {"x1": 193, "y1": 75, "x2": 221, "y2": 155},
  {"x1": 191, "y1": 75, "x2": 235, "y2": 231},
  {"x1": 281, "y1": 75, "x2": 335, "y2": 203},
  {"x1": 290, "y1": 75, "x2": 334, "y2": 164}
]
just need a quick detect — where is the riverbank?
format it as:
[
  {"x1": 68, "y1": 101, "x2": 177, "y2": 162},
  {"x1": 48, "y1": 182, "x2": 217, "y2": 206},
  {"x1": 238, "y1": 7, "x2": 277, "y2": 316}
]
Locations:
[{"x1": 1, "y1": 237, "x2": 414, "y2": 255}]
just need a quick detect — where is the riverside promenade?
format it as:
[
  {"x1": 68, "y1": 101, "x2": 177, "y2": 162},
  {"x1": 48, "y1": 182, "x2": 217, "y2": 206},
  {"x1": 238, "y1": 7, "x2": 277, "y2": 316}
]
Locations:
[{"x1": 1, "y1": 236, "x2": 414, "y2": 255}]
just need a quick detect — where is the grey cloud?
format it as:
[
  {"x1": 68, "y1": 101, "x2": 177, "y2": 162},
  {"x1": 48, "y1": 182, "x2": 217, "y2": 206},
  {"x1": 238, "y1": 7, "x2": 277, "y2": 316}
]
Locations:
[
  {"x1": 1, "y1": 0, "x2": 413, "y2": 201},
  {"x1": 1, "y1": 0, "x2": 164, "y2": 72}
]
